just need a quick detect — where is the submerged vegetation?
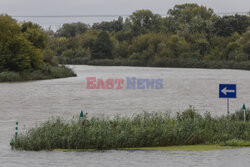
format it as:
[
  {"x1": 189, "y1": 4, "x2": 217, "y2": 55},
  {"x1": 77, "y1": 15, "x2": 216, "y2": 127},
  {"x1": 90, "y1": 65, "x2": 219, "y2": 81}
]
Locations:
[{"x1": 11, "y1": 108, "x2": 250, "y2": 151}]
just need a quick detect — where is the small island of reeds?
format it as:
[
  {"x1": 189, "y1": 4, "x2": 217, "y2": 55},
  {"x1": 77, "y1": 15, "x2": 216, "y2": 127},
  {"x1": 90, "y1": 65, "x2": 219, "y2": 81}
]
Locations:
[{"x1": 10, "y1": 109, "x2": 250, "y2": 151}]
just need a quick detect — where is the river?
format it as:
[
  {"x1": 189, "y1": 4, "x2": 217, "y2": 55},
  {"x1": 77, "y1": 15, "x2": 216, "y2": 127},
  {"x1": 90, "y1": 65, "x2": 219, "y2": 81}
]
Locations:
[{"x1": 0, "y1": 65, "x2": 250, "y2": 166}]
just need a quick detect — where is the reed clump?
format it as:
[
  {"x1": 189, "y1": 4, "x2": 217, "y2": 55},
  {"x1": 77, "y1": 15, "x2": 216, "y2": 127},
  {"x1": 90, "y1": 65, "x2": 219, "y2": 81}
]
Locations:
[{"x1": 11, "y1": 109, "x2": 250, "y2": 151}]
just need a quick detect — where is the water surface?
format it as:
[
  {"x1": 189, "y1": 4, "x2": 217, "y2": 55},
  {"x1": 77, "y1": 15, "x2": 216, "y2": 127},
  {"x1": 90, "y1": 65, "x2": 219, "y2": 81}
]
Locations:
[{"x1": 0, "y1": 65, "x2": 250, "y2": 166}]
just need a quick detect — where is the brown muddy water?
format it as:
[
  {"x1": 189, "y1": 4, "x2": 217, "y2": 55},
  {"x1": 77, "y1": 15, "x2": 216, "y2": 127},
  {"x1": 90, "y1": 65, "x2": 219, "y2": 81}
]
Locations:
[{"x1": 0, "y1": 65, "x2": 250, "y2": 167}]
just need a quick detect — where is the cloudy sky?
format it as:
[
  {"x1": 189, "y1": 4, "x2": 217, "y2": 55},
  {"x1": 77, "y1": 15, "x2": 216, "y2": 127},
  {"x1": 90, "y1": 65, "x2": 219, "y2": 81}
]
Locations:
[{"x1": 1, "y1": 0, "x2": 249, "y2": 16}]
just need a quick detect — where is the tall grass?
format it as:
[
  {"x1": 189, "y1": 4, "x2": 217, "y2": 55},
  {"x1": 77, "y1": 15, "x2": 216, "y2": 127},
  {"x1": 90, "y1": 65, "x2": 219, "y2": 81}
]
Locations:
[{"x1": 11, "y1": 109, "x2": 250, "y2": 151}]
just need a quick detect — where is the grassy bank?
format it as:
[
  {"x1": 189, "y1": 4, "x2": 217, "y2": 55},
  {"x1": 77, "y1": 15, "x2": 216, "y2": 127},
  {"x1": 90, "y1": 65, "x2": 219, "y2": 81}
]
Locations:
[
  {"x1": 10, "y1": 109, "x2": 250, "y2": 151},
  {"x1": 0, "y1": 65, "x2": 76, "y2": 82},
  {"x1": 59, "y1": 58, "x2": 250, "y2": 70}
]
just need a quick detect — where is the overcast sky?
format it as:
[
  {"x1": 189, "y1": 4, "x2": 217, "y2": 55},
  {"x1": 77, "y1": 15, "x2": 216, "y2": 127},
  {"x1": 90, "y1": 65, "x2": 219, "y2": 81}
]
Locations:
[{"x1": 1, "y1": 0, "x2": 249, "y2": 16}]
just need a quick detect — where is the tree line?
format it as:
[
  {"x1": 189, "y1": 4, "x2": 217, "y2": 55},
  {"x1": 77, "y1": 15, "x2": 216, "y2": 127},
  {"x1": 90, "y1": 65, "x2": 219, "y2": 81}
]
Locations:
[
  {"x1": 1, "y1": 3, "x2": 250, "y2": 71},
  {"x1": 48, "y1": 4, "x2": 250, "y2": 68}
]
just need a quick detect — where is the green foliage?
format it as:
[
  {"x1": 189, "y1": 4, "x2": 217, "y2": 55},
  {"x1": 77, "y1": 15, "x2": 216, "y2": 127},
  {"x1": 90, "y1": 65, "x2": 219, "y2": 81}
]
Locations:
[
  {"x1": 177, "y1": 109, "x2": 202, "y2": 121},
  {"x1": 168, "y1": 3, "x2": 214, "y2": 22},
  {"x1": 91, "y1": 31, "x2": 113, "y2": 59},
  {"x1": 0, "y1": 71, "x2": 21, "y2": 82},
  {"x1": 129, "y1": 10, "x2": 163, "y2": 34},
  {"x1": 167, "y1": 35, "x2": 189, "y2": 58},
  {"x1": 128, "y1": 52, "x2": 146, "y2": 66},
  {"x1": 223, "y1": 139, "x2": 250, "y2": 146},
  {"x1": 0, "y1": 15, "x2": 44, "y2": 72},
  {"x1": 0, "y1": 15, "x2": 77, "y2": 81},
  {"x1": 7, "y1": 3, "x2": 247, "y2": 69},
  {"x1": 230, "y1": 109, "x2": 250, "y2": 121},
  {"x1": 59, "y1": 48, "x2": 91, "y2": 64},
  {"x1": 167, "y1": 3, "x2": 216, "y2": 34},
  {"x1": 21, "y1": 22, "x2": 48, "y2": 49},
  {"x1": 115, "y1": 30, "x2": 134, "y2": 41},
  {"x1": 43, "y1": 48, "x2": 58, "y2": 66},
  {"x1": 215, "y1": 15, "x2": 250, "y2": 37},
  {"x1": 93, "y1": 16, "x2": 123, "y2": 32},
  {"x1": 11, "y1": 109, "x2": 250, "y2": 151},
  {"x1": 113, "y1": 41, "x2": 129, "y2": 58},
  {"x1": 225, "y1": 42, "x2": 248, "y2": 61},
  {"x1": 56, "y1": 22, "x2": 89, "y2": 37}
]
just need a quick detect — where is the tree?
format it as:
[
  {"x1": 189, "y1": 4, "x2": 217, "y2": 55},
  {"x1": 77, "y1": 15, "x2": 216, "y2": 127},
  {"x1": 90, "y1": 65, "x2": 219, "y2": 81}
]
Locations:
[
  {"x1": 129, "y1": 10, "x2": 162, "y2": 34},
  {"x1": 243, "y1": 42, "x2": 250, "y2": 60},
  {"x1": 43, "y1": 48, "x2": 58, "y2": 66},
  {"x1": 0, "y1": 15, "x2": 44, "y2": 72},
  {"x1": 56, "y1": 22, "x2": 89, "y2": 37},
  {"x1": 225, "y1": 42, "x2": 248, "y2": 61},
  {"x1": 167, "y1": 35, "x2": 189, "y2": 58},
  {"x1": 193, "y1": 38, "x2": 210, "y2": 59},
  {"x1": 92, "y1": 16, "x2": 123, "y2": 32},
  {"x1": 239, "y1": 29, "x2": 250, "y2": 59},
  {"x1": 21, "y1": 22, "x2": 48, "y2": 49},
  {"x1": 183, "y1": 33, "x2": 210, "y2": 59},
  {"x1": 128, "y1": 33, "x2": 168, "y2": 59},
  {"x1": 215, "y1": 15, "x2": 250, "y2": 37},
  {"x1": 113, "y1": 41, "x2": 129, "y2": 58},
  {"x1": 168, "y1": 3, "x2": 214, "y2": 23},
  {"x1": 77, "y1": 30, "x2": 99, "y2": 48},
  {"x1": 166, "y1": 3, "x2": 216, "y2": 34},
  {"x1": 91, "y1": 31, "x2": 113, "y2": 59}
]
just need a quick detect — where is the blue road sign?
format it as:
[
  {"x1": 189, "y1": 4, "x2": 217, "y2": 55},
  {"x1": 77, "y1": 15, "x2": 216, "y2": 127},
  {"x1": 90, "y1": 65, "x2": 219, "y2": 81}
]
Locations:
[{"x1": 219, "y1": 84, "x2": 236, "y2": 98}]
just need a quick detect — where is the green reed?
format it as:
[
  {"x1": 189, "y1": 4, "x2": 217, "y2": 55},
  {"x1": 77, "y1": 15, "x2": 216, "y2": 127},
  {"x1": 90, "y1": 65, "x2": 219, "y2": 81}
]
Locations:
[{"x1": 11, "y1": 109, "x2": 250, "y2": 151}]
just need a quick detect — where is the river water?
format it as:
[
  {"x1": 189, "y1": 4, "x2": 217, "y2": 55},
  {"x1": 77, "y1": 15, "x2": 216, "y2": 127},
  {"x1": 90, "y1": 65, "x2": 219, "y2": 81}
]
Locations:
[{"x1": 0, "y1": 65, "x2": 250, "y2": 166}]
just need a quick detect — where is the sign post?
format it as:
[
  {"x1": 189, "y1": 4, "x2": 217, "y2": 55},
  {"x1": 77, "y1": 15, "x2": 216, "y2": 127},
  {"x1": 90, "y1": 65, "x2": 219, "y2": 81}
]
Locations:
[
  {"x1": 242, "y1": 104, "x2": 246, "y2": 122},
  {"x1": 219, "y1": 84, "x2": 237, "y2": 115}
]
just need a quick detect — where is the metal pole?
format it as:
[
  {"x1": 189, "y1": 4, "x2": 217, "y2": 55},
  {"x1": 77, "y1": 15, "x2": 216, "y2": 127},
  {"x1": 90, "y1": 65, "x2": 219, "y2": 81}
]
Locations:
[
  {"x1": 227, "y1": 98, "x2": 229, "y2": 115},
  {"x1": 244, "y1": 109, "x2": 246, "y2": 122},
  {"x1": 15, "y1": 122, "x2": 18, "y2": 141}
]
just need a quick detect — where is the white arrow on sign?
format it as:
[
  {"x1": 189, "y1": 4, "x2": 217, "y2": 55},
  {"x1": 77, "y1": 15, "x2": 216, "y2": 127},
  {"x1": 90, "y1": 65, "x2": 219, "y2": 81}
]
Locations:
[{"x1": 221, "y1": 87, "x2": 235, "y2": 95}]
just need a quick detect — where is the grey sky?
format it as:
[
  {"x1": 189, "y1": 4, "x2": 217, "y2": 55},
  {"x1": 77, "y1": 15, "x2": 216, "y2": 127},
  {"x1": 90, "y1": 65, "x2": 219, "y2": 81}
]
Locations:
[{"x1": 1, "y1": 0, "x2": 249, "y2": 16}]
